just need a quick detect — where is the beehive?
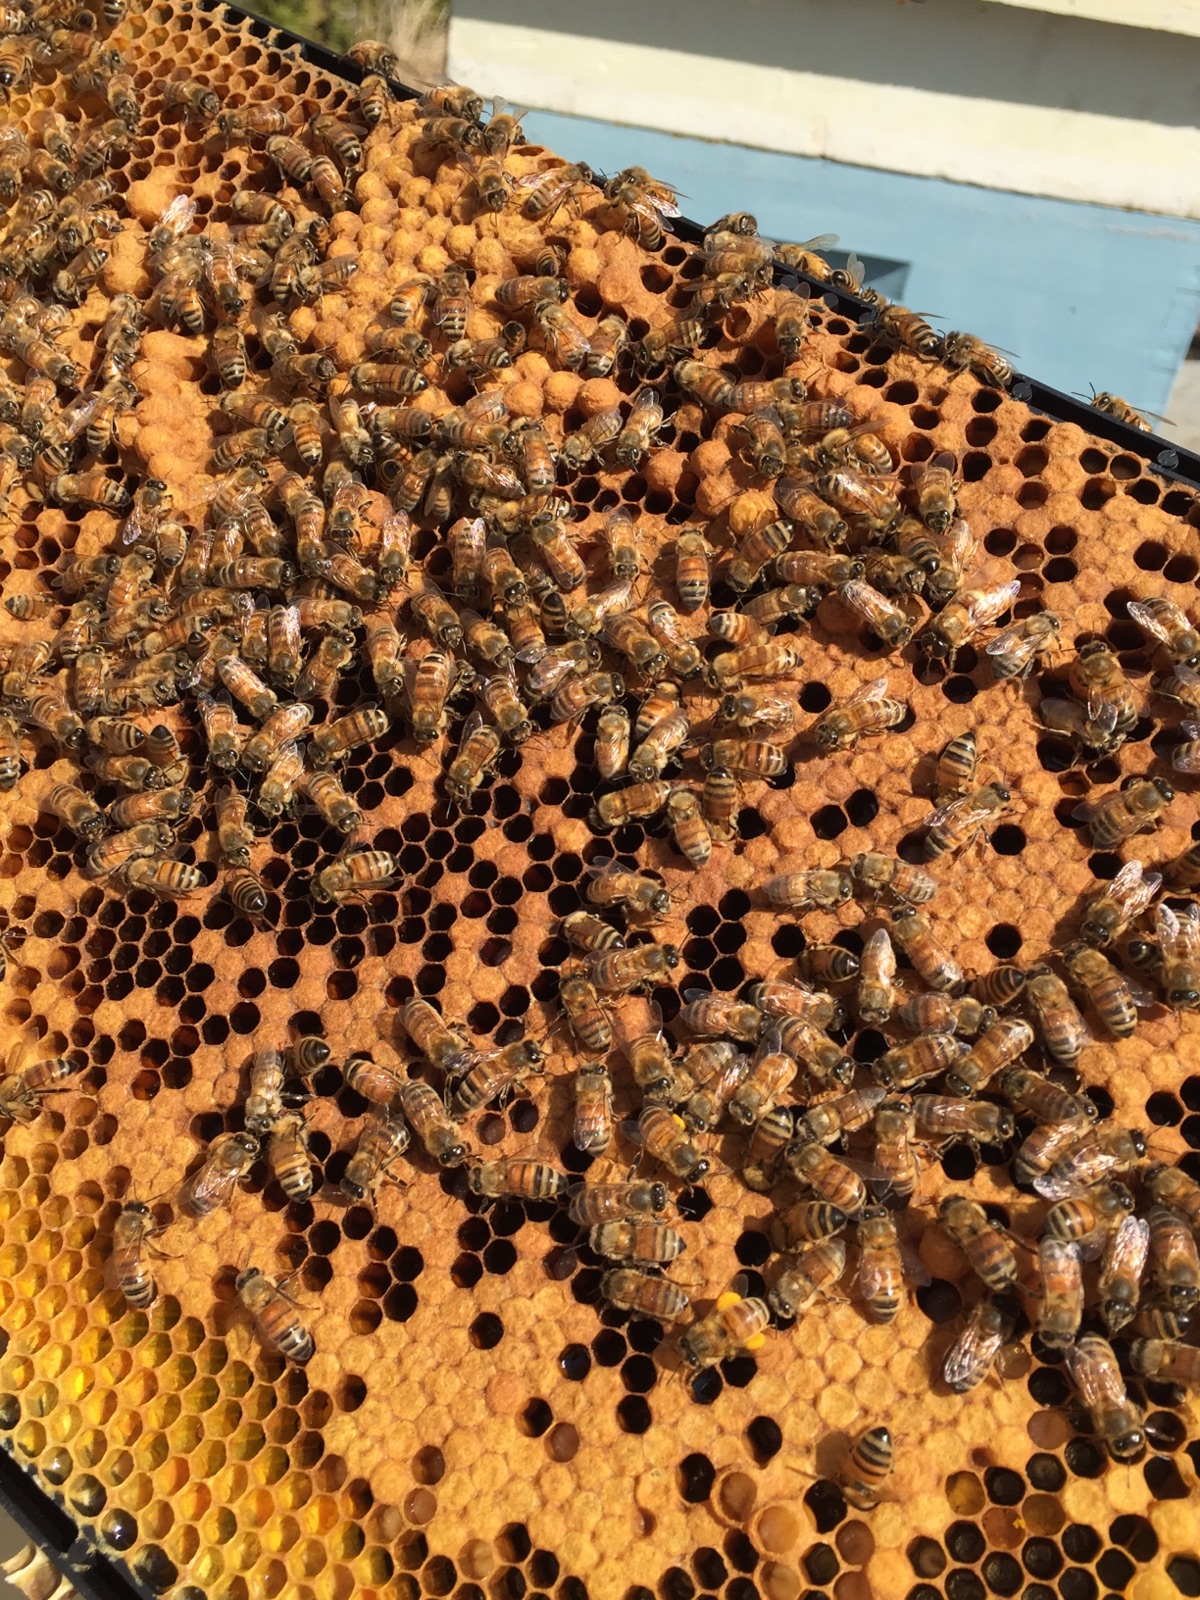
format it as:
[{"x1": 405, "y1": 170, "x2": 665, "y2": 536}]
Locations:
[{"x1": 0, "y1": 5, "x2": 1196, "y2": 1600}]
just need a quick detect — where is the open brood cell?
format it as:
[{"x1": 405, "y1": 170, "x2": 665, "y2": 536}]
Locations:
[{"x1": 0, "y1": 3, "x2": 1193, "y2": 1600}]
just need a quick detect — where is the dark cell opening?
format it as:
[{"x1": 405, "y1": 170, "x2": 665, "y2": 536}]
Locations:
[{"x1": 679, "y1": 1453, "x2": 715, "y2": 1502}]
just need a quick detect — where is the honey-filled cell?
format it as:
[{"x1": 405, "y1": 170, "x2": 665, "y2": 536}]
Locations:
[{"x1": 0, "y1": 3, "x2": 1194, "y2": 1598}]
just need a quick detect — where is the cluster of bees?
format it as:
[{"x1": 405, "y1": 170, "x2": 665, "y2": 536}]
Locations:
[{"x1": 0, "y1": 0, "x2": 1191, "y2": 1521}]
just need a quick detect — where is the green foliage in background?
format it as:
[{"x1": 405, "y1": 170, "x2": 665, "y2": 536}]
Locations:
[{"x1": 247, "y1": 0, "x2": 446, "y2": 63}]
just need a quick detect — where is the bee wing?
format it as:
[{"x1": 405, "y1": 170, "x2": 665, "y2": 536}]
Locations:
[
  {"x1": 985, "y1": 619, "x2": 1032, "y2": 659},
  {"x1": 629, "y1": 388, "x2": 661, "y2": 418},
  {"x1": 861, "y1": 927, "x2": 895, "y2": 982},
  {"x1": 1102, "y1": 1214, "x2": 1151, "y2": 1282},
  {"x1": 1128, "y1": 599, "x2": 1183, "y2": 647},
  {"x1": 923, "y1": 793, "x2": 988, "y2": 831},
  {"x1": 1037, "y1": 698, "x2": 1087, "y2": 739},
  {"x1": 846, "y1": 676, "x2": 892, "y2": 707},
  {"x1": 1082, "y1": 696, "x2": 1119, "y2": 739},
  {"x1": 1110, "y1": 858, "x2": 1161, "y2": 915},
  {"x1": 1127, "y1": 974, "x2": 1158, "y2": 1009},
  {"x1": 1183, "y1": 720, "x2": 1200, "y2": 740},
  {"x1": 899, "y1": 1235, "x2": 932, "y2": 1288},
  {"x1": 839, "y1": 580, "x2": 897, "y2": 626},
  {"x1": 1065, "y1": 1341, "x2": 1126, "y2": 1409},
  {"x1": 1177, "y1": 903, "x2": 1200, "y2": 959},
  {"x1": 161, "y1": 192, "x2": 197, "y2": 239},
  {"x1": 966, "y1": 579, "x2": 1021, "y2": 627}
]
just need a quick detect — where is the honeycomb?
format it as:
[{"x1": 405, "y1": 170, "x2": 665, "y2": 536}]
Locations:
[{"x1": 0, "y1": 5, "x2": 1194, "y2": 1600}]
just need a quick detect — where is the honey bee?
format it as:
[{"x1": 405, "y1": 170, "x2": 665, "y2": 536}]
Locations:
[
  {"x1": 309, "y1": 706, "x2": 389, "y2": 768},
  {"x1": 1062, "y1": 942, "x2": 1146, "y2": 1038},
  {"x1": 111, "y1": 1199, "x2": 168, "y2": 1310},
  {"x1": 341, "y1": 1110, "x2": 411, "y2": 1205},
  {"x1": 803, "y1": 944, "x2": 859, "y2": 985},
  {"x1": 590, "y1": 1217, "x2": 684, "y2": 1265},
  {"x1": 573, "y1": 1063, "x2": 614, "y2": 1155},
  {"x1": 395, "y1": 1080, "x2": 467, "y2": 1168},
  {"x1": 84, "y1": 823, "x2": 172, "y2": 881},
  {"x1": 727, "y1": 519, "x2": 793, "y2": 595},
  {"x1": 1065, "y1": 1335, "x2": 1145, "y2": 1463},
  {"x1": 919, "y1": 579, "x2": 1021, "y2": 662},
  {"x1": 0, "y1": 715, "x2": 20, "y2": 791},
  {"x1": 46, "y1": 781, "x2": 106, "y2": 840},
  {"x1": 636, "y1": 1105, "x2": 709, "y2": 1182},
  {"x1": 984, "y1": 613, "x2": 1061, "y2": 681},
  {"x1": 938, "y1": 1195, "x2": 1018, "y2": 1294},
  {"x1": 886, "y1": 907, "x2": 961, "y2": 993},
  {"x1": 1128, "y1": 1337, "x2": 1200, "y2": 1385},
  {"x1": 468, "y1": 1159, "x2": 569, "y2": 1203},
  {"x1": 700, "y1": 736, "x2": 786, "y2": 780},
  {"x1": 1036, "y1": 1125, "x2": 1147, "y2": 1202},
  {"x1": 592, "y1": 771, "x2": 678, "y2": 825},
  {"x1": 1155, "y1": 902, "x2": 1200, "y2": 1012},
  {"x1": 343, "y1": 1056, "x2": 403, "y2": 1109},
  {"x1": 311, "y1": 849, "x2": 401, "y2": 906},
  {"x1": 859, "y1": 1205, "x2": 927, "y2": 1322},
  {"x1": 1020, "y1": 964, "x2": 1085, "y2": 1066},
  {"x1": 943, "y1": 1299, "x2": 1016, "y2": 1394},
  {"x1": 126, "y1": 859, "x2": 208, "y2": 898},
  {"x1": 767, "y1": 1238, "x2": 847, "y2": 1322},
  {"x1": 939, "y1": 331, "x2": 1014, "y2": 389},
  {"x1": 1083, "y1": 776, "x2": 1174, "y2": 849},
  {"x1": 178, "y1": 1131, "x2": 258, "y2": 1219},
  {"x1": 1132, "y1": 598, "x2": 1200, "y2": 672},
  {"x1": 1145, "y1": 1165, "x2": 1200, "y2": 1232},
  {"x1": 836, "y1": 579, "x2": 912, "y2": 649},
  {"x1": 49, "y1": 471, "x2": 130, "y2": 512},
  {"x1": 612, "y1": 389, "x2": 665, "y2": 470},
  {"x1": 453, "y1": 1040, "x2": 545, "y2": 1118},
  {"x1": 913, "y1": 1095, "x2": 1012, "y2": 1146},
  {"x1": 724, "y1": 1027, "x2": 796, "y2": 1128},
  {"x1": 1043, "y1": 1180, "x2": 1135, "y2": 1248},
  {"x1": 601, "y1": 1268, "x2": 691, "y2": 1323},
  {"x1": 109, "y1": 788, "x2": 193, "y2": 830},
  {"x1": 587, "y1": 862, "x2": 671, "y2": 918},
  {"x1": 874, "y1": 1031, "x2": 969, "y2": 1093},
  {"x1": 741, "y1": 1105, "x2": 795, "y2": 1191},
  {"x1": 1067, "y1": 639, "x2": 1139, "y2": 751},
  {"x1": 1097, "y1": 1214, "x2": 1151, "y2": 1335},
  {"x1": 560, "y1": 911, "x2": 624, "y2": 955},
  {"x1": 1034, "y1": 1235, "x2": 1084, "y2": 1350},
  {"x1": 923, "y1": 782, "x2": 1011, "y2": 861},
  {"x1": 872, "y1": 1098, "x2": 920, "y2": 1202},
  {"x1": 813, "y1": 676, "x2": 907, "y2": 752},
  {"x1": 943, "y1": 1018, "x2": 1035, "y2": 1098},
  {"x1": 0, "y1": 1033, "x2": 83, "y2": 1122},
  {"x1": 405, "y1": 651, "x2": 452, "y2": 745},
  {"x1": 568, "y1": 1180, "x2": 668, "y2": 1226},
  {"x1": 559, "y1": 973, "x2": 613, "y2": 1054},
  {"x1": 856, "y1": 928, "x2": 898, "y2": 1028},
  {"x1": 784, "y1": 1140, "x2": 869, "y2": 1215},
  {"x1": 593, "y1": 706, "x2": 631, "y2": 783},
  {"x1": 243, "y1": 1049, "x2": 290, "y2": 1139},
  {"x1": 560, "y1": 407, "x2": 624, "y2": 471},
  {"x1": 396, "y1": 998, "x2": 469, "y2": 1078},
  {"x1": 262, "y1": 1111, "x2": 313, "y2": 1204},
  {"x1": 585, "y1": 315, "x2": 629, "y2": 378},
  {"x1": 760, "y1": 869, "x2": 851, "y2": 913},
  {"x1": 903, "y1": 450, "x2": 957, "y2": 534},
  {"x1": 236, "y1": 1268, "x2": 313, "y2": 1365},
  {"x1": 680, "y1": 1290, "x2": 770, "y2": 1370},
  {"x1": 1147, "y1": 1204, "x2": 1200, "y2": 1314},
  {"x1": 839, "y1": 1426, "x2": 894, "y2": 1511},
  {"x1": 679, "y1": 991, "x2": 763, "y2": 1044}
]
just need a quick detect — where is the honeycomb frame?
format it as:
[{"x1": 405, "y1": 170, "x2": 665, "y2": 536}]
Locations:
[{"x1": 0, "y1": 4, "x2": 1196, "y2": 1600}]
